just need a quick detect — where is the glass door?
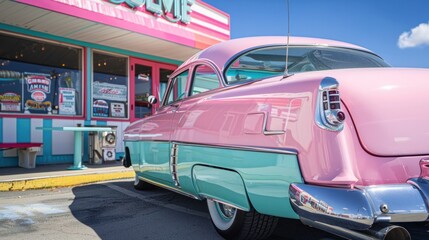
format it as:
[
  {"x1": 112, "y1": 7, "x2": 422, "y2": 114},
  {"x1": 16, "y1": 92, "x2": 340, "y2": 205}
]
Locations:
[{"x1": 130, "y1": 58, "x2": 176, "y2": 122}]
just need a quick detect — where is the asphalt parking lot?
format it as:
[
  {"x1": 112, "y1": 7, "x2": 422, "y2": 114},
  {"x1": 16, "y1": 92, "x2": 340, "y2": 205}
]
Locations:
[{"x1": 0, "y1": 180, "x2": 427, "y2": 240}]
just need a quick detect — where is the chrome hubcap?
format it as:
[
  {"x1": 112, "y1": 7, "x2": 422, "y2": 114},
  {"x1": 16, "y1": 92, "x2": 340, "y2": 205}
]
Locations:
[{"x1": 218, "y1": 203, "x2": 236, "y2": 219}]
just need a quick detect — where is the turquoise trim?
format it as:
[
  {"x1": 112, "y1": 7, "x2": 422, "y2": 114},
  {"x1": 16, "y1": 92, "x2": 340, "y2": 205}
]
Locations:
[
  {"x1": 86, "y1": 48, "x2": 92, "y2": 121},
  {"x1": 0, "y1": 23, "x2": 182, "y2": 65},
  {"x1": 193, "y1": 165, "x2": 250, "y2": 211},
  {"x1": 0, "y1": 117, "x2": 8, "y2": 166},
  {"x1": 16, "y1": 118, "x2": 31, "y2": 142},
  {"x1": 83, "y1": 120, "x2": 91, "y2": 162},
  {"x1": 178, "y1": 144, "x2": 302, "y2": 219},
  {"x1": 0, "y1": 118, "x2": 2, "y2": 143},
  {"x1": 95, "y1": 121, "x2": 107, "y2": 126},
  {"x1": 126, "y1": 141, "x2": 172, "y2": 186},
  {"x1": 125, "y1": 140, "x2": 303, "y2": 219},
  {"x1": 40, "y1": 119, "x2": 53, "y2": 164}
]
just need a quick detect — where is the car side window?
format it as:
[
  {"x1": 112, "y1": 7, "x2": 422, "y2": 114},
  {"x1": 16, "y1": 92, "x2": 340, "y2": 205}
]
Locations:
[
  {"x1": 165, "y1": 70, "x2": 188, "y2": 105},
  {"x1": 190, "y1": 64, "x2": 220, "y2": 96}
]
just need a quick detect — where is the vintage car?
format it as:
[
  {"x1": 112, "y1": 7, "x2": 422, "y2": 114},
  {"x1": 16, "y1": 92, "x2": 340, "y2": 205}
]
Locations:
[{"x1": 123, "y1": 36, "x2": 429, "y2": 240}]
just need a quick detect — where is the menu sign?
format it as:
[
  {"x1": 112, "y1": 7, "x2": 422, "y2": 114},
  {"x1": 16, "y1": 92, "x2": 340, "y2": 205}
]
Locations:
[
  {"x1": 59, "y1": 88, "x2": 76, "y2": 115},
  {"x1": 110, "y1": 102, "x2": 125, "y2": 118},
  {"x1": 0, "y1": 92, "x2": 21, "y2": 112},
  {"x1": 24, "y1": 73, "x2": 53, "y2": 114}
]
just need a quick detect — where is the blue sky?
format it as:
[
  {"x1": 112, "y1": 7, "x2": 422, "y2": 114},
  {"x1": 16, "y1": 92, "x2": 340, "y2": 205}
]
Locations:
[{"x1": 204, "y1": 0, "x2": 429, "y2": 68}]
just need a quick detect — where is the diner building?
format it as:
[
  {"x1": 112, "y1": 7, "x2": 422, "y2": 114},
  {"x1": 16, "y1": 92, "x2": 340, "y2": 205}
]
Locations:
[{"x1": 0, "y1": 0, "x2": 230, "y2": 167}]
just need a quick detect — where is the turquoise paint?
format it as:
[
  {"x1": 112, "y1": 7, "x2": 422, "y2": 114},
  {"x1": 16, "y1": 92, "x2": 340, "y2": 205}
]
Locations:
[
  {"x1": 86, "y1": 48, "x2": 92, "y2": 121},
  {"x1": 95, "y1": 121, "x2": 107, "y2": 126},
  {"x1": 83, "y1": 47, "x2": 92, "y2": 161},
  {"x1": 193, "y1": 165, "x2": 250, "y2": 211},
  {"x1": 125, "y1": 140, "x2": 303, "y2": 219},
  {"x1": 177, "y1": 144, "x2": 302, "y2": 219},
  {"x1": 16, "y1": 118, "x2": 31, "y2": 142},
  {"x1": 0, "y1": 117, "x2": 11, "y2": 166},
  {"x1": 40, "y1": 119, "x2": 53, "y2": 164},
  {"x1": 0, "y1": 23, "x2": 182, "y2": 65},
  {"x1": 83, "y1": 120, "x2": 91, "y2": 162},
  {"x1": 0, "y1": 118, "x2": 2, "y2": 143},
  {"x1": 125, "y1": 141, "x2": 172, "y2": 186}
]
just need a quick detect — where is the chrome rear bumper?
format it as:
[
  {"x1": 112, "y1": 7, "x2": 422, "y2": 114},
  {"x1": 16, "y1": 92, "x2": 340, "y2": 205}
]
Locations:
[{"x1": 289, "y1": 178, "x2": 429, "y2": 231}]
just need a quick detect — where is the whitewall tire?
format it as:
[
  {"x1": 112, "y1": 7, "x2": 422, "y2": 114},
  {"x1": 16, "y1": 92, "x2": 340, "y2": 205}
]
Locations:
[{"x1": 207, "y1": 199, "x2": 278, "y2": 239}]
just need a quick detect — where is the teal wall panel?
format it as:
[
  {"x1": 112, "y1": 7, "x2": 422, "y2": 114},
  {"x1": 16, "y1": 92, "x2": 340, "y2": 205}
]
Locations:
[{"x1": 16, "y1": 118, "x2": 31, "y2": 143}]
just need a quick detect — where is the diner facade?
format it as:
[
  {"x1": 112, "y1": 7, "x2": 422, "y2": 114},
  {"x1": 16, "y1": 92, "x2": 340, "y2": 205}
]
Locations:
[{"x1": 0, "y1": 0, "x2": 230, "y2": 167}]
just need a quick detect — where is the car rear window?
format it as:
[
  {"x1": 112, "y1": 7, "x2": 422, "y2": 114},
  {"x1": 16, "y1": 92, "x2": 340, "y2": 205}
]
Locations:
[{"x1": 225, "y1": 46, "x2": 390, "y2": 84}]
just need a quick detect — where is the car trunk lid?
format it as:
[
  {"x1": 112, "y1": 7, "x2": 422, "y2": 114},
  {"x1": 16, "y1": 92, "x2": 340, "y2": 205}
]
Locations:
[{"x1": 335, "y1": 68, "x2": 429, "y2": 156}]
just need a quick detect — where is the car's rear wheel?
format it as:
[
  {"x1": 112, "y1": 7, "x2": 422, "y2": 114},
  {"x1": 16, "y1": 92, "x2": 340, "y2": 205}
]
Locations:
[
  {"x1": 133, "y1": 175, "x2": 154, "y2": 190},
  {"x1": 207, "y1": 199, "x2": 278, "y2": 240}
]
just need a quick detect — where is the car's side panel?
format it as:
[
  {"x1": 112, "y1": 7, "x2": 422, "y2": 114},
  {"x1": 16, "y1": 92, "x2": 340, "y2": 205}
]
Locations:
[
  {"x1": 126, "y1": 141, "x2": 172, "y2": 187},
  {"x1": 176, "y1": 143, "x2": 302, "y2": 219},
  {"x1": 192, "y1": 165, "x2": 251, "y2": 211}
]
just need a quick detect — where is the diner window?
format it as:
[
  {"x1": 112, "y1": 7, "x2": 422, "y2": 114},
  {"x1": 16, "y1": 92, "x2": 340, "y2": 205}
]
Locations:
[
  {"x1": 190, "y1": 65, "x2": 220, "y2": 96},
  {"x1": 92, "y1": 52, "x2": 128, "y2": 118},
  {"x1": 0, "y1": 32, "x2": 83, "y2": 116}
]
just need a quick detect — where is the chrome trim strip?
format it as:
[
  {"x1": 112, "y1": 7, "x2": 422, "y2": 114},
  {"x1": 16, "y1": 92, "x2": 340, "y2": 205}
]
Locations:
[
  {"x1": 289, "y1": 179, "x2": 429, "y2": 231},
  {"x1": 170, "y1": 143, "x2": 181, "y2": 188},
  {"x1": 174, "y1": 141, "x2": 298, "y2": 155},
  {"x1": 124, "y1": 139, "x2": 298, "y2": 155},
  {"x1": 124, "y1": 133, "x2": 163, "y2": 138},
  {"x1": 262, "y1": 112, "x2": 285, "y2": 136},
  {"x1": 202, "y1": 195, "x2": 248, "y2": 212},
  {"x1": 138, "y1": 175, "x2": 199, "y2": 200}
]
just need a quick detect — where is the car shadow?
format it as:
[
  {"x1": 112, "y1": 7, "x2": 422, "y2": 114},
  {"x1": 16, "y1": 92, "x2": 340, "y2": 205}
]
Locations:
[
  {"x1": 68, "y1": 181, "x2": 428, "y2": 240},
  {"x1": 68, "y1": 180, "x2": 221, "y2": 240}
]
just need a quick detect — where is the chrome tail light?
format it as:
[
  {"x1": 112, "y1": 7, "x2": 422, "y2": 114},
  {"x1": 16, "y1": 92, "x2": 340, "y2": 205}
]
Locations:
[{"x1": 315, "y1": 77, "x2": 345, "y2": 131}]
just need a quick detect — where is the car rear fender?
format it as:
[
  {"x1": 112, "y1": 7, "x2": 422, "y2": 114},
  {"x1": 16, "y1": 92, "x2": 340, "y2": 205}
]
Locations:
[{"x1": 192, "y1": 165, "x2": 251, "y2": 211}]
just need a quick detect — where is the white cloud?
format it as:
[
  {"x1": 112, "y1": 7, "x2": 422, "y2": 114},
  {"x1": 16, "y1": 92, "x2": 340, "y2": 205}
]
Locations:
[{"x1": 398, "y1": 22, "x2": 429, "y2": 48}]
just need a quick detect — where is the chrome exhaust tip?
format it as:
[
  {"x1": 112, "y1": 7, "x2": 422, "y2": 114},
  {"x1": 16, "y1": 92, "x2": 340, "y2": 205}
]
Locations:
[
  {"x1": 300, "y1": 217, "x2": 411, "y2": 240},
  {"x1": 367, "y1": 225, "x2": 411, "y2": 240}
]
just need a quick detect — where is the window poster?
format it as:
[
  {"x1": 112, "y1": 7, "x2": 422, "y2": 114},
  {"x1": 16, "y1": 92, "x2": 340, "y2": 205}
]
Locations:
[
  {"x1": 23, "y1": 72, "x2": 53, "y2": 114},
  {"x1": 110, "y1": 102, "x2": 125, "y2": 118},
  {"x1": 59, "y1": 88, "x2": 76, "y2": 115},
  {"x1": 93, "y1": 82, "x2": 127, "y2": 102},
  {"x1": 93, "y1": 99, "x2": 109, "y2": 117},
  {"x1": 0, "y1": 92, "x2": 21, "y2": 112}
]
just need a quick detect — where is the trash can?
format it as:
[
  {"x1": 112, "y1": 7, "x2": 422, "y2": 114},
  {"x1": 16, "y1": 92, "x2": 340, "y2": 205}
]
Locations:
[{"x1": 87, "y1": 125, "x2": 117, "y2": 164}]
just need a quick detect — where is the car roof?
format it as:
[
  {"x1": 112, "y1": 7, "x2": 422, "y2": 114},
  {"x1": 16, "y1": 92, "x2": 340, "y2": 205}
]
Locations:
[{"x1": 180, "y1": 36, "x2": 372, "y2": 71}]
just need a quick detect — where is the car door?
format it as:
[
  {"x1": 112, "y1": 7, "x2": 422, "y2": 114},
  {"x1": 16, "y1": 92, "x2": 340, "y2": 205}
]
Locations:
[
  {"x1": 137, "y1": 70, "x2": 189, "y2": 186},
  {"x1": 169, "y1": 63, "x2": 223, "y2": 190}
]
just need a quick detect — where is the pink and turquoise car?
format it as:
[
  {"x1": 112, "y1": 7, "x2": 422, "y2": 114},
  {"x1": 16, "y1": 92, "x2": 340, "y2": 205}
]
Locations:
[{"x1": 123, "y1": 36, "x2": 429, "y2": 240}]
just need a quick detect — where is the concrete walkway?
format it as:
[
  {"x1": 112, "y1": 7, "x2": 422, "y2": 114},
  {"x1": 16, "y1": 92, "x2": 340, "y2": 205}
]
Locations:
[{"x1": 0, "y1": 161, "x2": 134, "y2": 191}]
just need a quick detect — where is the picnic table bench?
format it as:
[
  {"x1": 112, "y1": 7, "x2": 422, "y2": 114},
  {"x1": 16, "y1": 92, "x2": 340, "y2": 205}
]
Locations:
[{"x1": 0, "y1": 142, "x2": 43, "y2": 168}]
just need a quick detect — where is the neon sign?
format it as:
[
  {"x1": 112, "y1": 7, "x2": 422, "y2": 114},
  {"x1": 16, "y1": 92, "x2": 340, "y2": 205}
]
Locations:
[{"x1": 109, "y1": 0, "x2": 194, "y2": 24}]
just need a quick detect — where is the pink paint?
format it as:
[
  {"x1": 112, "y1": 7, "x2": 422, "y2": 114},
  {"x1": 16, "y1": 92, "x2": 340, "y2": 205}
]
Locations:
[
  {"x1": 191, "y1": 11, "x2": 230, "y2": 31},
  {"x1": 124, "y1": 36, "x2": 429, "y2": 188},
  {"x1": 16, "y1": 0, "x2": 230, "y2": 49}
]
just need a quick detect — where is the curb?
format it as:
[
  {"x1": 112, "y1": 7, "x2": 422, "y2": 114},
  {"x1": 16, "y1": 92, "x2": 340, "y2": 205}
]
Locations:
[{"x1": 0, "y1": 171, "x2": 135, "y2": 191}]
